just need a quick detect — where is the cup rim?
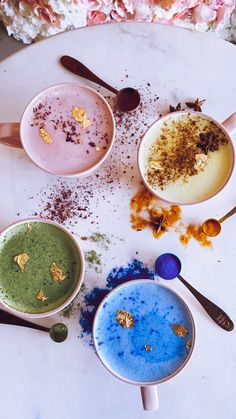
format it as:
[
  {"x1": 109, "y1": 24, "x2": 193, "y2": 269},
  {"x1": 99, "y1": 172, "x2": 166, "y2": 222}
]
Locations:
[
  {"x1": 0, "y1": 217, "x2": 85, "y2": 318},
  {"x1": 92, "y1": 279, "x2": 196, "y2": 386},
  {"x1": 20, "y1": 82, "x2": 116, "y2": 178},
  {"x1": 137, "y1": 110, "x2": 235, "y2": 206}
]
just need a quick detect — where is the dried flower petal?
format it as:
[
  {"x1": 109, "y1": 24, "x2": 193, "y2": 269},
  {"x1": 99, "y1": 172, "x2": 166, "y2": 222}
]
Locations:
[
  {"x1": 36, "y1": 290, "x2": 48, "y2": 301},
  {"x1": 116, "y1": 310, "x2": 135, "y2": 328},
  {"x1": 39, "y1": 128, "x2": 52, "y2": 144},
  {"x1": 96, "y1": 146, "x2": 102, "y2": 152},
  {"x1": 72, "y1": 107, "x2": 91, "y2": 128},
  {"x1": 14, "y1": 253, "x2": 29, "y2": 272},
  {"x1": 50, "y1": 262, "x2": 66, "y2": 281},
  {"x1": 170, "y1": 324, "x2": 188, "y2": 337}
]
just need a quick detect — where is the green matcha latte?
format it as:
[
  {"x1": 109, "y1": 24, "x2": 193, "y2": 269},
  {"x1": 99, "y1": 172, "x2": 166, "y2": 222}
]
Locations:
[{"x1": 0, "y1": 221, "x2": 82, "y2": 314}]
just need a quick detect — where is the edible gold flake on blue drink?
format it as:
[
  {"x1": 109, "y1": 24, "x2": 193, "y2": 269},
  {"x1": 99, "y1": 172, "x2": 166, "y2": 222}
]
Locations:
[
  {"x1": 170, "y1": 323, "x2": 188, "y2": 337},
  {"x1": 116, "y1": 310, "x2": 134, "y2": 328},
  {"x1": 186, "y1": 340, "x2": 191, "y2": 349},
  {"x1": 144, "y1": 344, "x2": 152, "y2": 352}
]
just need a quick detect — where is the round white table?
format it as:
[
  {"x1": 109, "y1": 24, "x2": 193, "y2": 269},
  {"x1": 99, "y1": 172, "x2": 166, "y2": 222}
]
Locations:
[{"x1": 0, "y1": 22, "x2": 236, "y2": 419}]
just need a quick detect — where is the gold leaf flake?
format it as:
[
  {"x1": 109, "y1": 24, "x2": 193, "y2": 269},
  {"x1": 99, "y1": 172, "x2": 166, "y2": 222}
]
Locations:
[
  {"x1": 96, "y1": 146, "x2": 102, "y2": 152},
  {"x1": 186, "y1": 340, "x2": 191, "y2": 350},
  {"x1": 27, "y1": 223, "x2": 32, "y2": 232},
  {"x1": 14, "y1": 253, "x2": 29, "y2": 272},
  {"x1": 72, "y1": 107, "x2": 91, "y2": 129},
  {"x1": 72, "y1": 107, "x2": 86, "y2": 122},
  {"x1": 144, "y1": 345, "x2": 152, "y2": 352},
  {"x1": 194, "y1": 153, "x2": 208, "y2": 172},
  {"x1": 39, "y1": 128, "x2": 52, "y2": 144},
  {"x1": 170, "y1": 324, "x2": 188, "y2": 337},
  {"x1": 36, "y1": 290, "x2": 48, "y2": 301},
  {"x1": 81, "y1": 115, "x2": 91, "y2": 129},
  {"x1": 116, "y1": 310, "x2": 135, "y2": 328},
  {"x1": 50, "y1": 262, "x2": 66, "y2": 281}
]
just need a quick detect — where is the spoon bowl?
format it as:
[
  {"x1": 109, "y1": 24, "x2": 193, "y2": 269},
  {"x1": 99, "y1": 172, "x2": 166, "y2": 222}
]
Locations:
[
  {"x1": 202, "y1": 205, "x2": 236, "y2": 237},
  {"x1": 202, "y1": 218, "x2": 221, "y2": 237},
  {"x1": 155, "y1": 253, "x2": 234, "y2": 332},
  {"x1": 60, "y1": 55, "x2": 140, "y2": 113}
]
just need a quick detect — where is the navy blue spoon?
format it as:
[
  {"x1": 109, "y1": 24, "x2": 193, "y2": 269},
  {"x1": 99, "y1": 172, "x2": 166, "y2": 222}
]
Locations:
[{"x1": 155, "y1": 253, "x2": 234, "y2": 332}]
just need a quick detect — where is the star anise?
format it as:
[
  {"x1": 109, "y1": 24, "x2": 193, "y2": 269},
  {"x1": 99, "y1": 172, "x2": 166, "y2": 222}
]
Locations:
[
  {"x1": 185, "y1": 98, "x2": 206, "y2": 112},
  {"x1": 197, "y1": 131, "x2": 219, "y2": 154},
  {"x1": 169, "y1": 103, "x2": 181, "y2": 113},
  {"x1": 150, "y1": 213, "x2": 167, "y2": 234}
]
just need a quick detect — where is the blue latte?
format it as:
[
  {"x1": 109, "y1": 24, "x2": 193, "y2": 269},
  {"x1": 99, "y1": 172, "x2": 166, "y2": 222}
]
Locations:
[{"x1": 93, "y1": 281, "x2": 194, "y2": 383}]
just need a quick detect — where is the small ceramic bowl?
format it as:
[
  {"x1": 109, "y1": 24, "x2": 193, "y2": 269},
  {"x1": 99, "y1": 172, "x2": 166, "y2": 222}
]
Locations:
[
  {"x1": 0, "y1": 218, "x2": 85, "y2": 318},
  {"x1": 0, "y1": 83, "x2": 116, "y2": 177},
  {"x1": 138, "y1": 111, "x2": 236, "y2": 205}
]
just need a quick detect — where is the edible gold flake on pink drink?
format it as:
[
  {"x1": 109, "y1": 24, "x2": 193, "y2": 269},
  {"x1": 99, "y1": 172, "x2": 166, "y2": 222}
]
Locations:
[{"x1": 39, "y1": 128, "x2": 53, "y2": 144}]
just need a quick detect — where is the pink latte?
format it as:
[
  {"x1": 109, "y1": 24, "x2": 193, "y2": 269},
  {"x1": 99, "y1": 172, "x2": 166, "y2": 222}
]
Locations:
[{"x1": 21, "y1": 84, "x2": 115, "y2": 176}]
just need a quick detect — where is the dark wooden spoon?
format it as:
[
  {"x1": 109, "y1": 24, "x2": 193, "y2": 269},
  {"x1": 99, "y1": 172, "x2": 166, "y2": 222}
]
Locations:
[
  {"x1": 60, "y1": 55, "x2": 140, "y2": 113},
  {"x1": 0, "y1": 308, "x2": 68, "y2": 342}
]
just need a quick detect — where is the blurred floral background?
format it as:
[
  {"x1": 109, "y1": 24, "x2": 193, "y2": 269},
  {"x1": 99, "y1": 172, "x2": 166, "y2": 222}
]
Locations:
[{"x1": 0, "y1": 0, "x2": 235, "y2": 44}]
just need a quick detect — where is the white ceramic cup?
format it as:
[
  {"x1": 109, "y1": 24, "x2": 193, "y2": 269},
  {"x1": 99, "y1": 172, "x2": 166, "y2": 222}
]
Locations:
[
  {"x1": 138, "y1": 111, "x2": 236, "y2": 205},
  {"x1": 0, "y1": 218, "x2": 85, "y2": 318},
  {"x1": 0, "y1": 83, "x2": 116, "y2": 177},
  {"x1": 93, "y1": 279, "x2": 196, "y2": 411}
]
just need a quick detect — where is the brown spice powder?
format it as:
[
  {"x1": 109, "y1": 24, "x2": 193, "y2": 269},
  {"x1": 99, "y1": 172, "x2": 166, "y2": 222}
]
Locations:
[{"x1": 146, "y1": 115, "x2": 228, "y2": 191}]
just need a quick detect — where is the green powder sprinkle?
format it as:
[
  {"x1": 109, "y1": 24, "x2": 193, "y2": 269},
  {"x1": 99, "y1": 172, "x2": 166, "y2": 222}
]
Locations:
[
  {"x1": 89, "y1": 232, "x2": 110, "y2": 250},
  {"x1": 85, "y1": 250, "x2": 102, "y2": 273}
]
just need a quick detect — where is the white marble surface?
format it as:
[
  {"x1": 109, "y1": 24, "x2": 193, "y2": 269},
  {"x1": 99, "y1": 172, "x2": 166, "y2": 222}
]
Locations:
[{"x1": 0, "y1": 22, "x2": 236, "y2": 419}]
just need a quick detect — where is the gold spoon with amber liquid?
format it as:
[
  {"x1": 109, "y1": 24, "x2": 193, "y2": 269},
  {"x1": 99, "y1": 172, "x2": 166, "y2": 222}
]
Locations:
[{"x1": 202, "y1": 206, "x2": 236, "y2": 237}]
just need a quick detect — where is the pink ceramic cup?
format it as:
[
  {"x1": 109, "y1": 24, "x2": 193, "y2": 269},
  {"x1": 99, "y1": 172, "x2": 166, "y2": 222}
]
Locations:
[
  {"x1": 138, "y1": 111, "x2": 236, "y2": 205},
  {"x1": 93, "y1": 280, "x2": 196, "y2": 411},
  {"x1": 0, "y1": 83, "x2": 115, "y2": 177}
]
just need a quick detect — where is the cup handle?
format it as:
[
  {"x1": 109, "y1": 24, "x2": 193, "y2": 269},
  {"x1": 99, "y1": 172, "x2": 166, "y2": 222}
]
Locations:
[
  {"x1": 222, "y1": 112, "x2": 236, "y2": 135},
  {"x1": 0, "y1": 123, "x2": 23, "y2": 149},
  {"x1": 140, "y1": 386, "x2": 159, "y2": 411}
]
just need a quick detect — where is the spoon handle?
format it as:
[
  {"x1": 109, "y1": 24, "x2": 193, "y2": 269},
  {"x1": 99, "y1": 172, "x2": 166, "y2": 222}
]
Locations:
[
  {"x1": 177, "y1": 275, "x2": 234, "y2": 331},
  {"x1": 0, "y1": 308, "x2": 49, "y2": 333},
  {"x1": 219, "y1": 206, "x2": 236, "y2": 224},
  {"x1": 0, "y1": 123, "x2": 23, "y2": 149},
  {"x1": 60, "y1": 56, "x2": 118, "y2": 95}
]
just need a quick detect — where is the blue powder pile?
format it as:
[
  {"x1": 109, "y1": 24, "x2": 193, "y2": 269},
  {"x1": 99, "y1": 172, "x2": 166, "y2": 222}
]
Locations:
[{"x1": 79, "y1": 259, "x2": 155, "y2": 340}]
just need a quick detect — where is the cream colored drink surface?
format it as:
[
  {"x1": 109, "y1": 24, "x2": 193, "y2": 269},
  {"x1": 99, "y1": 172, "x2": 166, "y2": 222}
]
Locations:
[{"x1": 144, "y1": 114, "x2": 233, "y2": 204}]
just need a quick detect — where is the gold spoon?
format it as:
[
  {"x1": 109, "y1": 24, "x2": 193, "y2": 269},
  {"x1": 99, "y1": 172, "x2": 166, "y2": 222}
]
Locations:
[{"x1": 202, "y1": 206, "x2": 236, "y2": 237}]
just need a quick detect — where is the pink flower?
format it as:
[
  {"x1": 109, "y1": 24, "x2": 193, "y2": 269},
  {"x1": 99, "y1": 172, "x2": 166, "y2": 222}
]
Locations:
[
  {"x1": 216, "y1": 4, "x2": 235, "y2": 25},
  {"x1": 87, "y1": 10, "x2": 108, "y2": 24},
  {"x1": 192, "y1": 3, "x2": 217, "y2": 23},
  {"x1": 22, "y1": 0, "x2": 60, "y2": 25}
]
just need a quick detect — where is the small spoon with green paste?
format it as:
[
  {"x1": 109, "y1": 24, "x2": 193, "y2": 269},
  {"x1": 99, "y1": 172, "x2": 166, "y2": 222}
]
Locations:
[{"x1": 0, "y1": 308, "x2": 68, "y2": 343}]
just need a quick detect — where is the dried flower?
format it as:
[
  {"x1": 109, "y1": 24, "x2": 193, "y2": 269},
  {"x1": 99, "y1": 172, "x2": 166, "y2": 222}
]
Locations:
[
  {"x1": 169, "y1": 103, "x2": 181, "y2": 113},
  {"x1": 185, "y1": 98, "x2": 206, "y2": 112},
  {"x1": 149, "y1": 212, "x2": 167, "y2": 234},
  {"x1": 197, "y1": 131, "x2": 219, "y2": 154},
  {"x1": 27, "y1": 223, "x2": 33, "y2": 232}
]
